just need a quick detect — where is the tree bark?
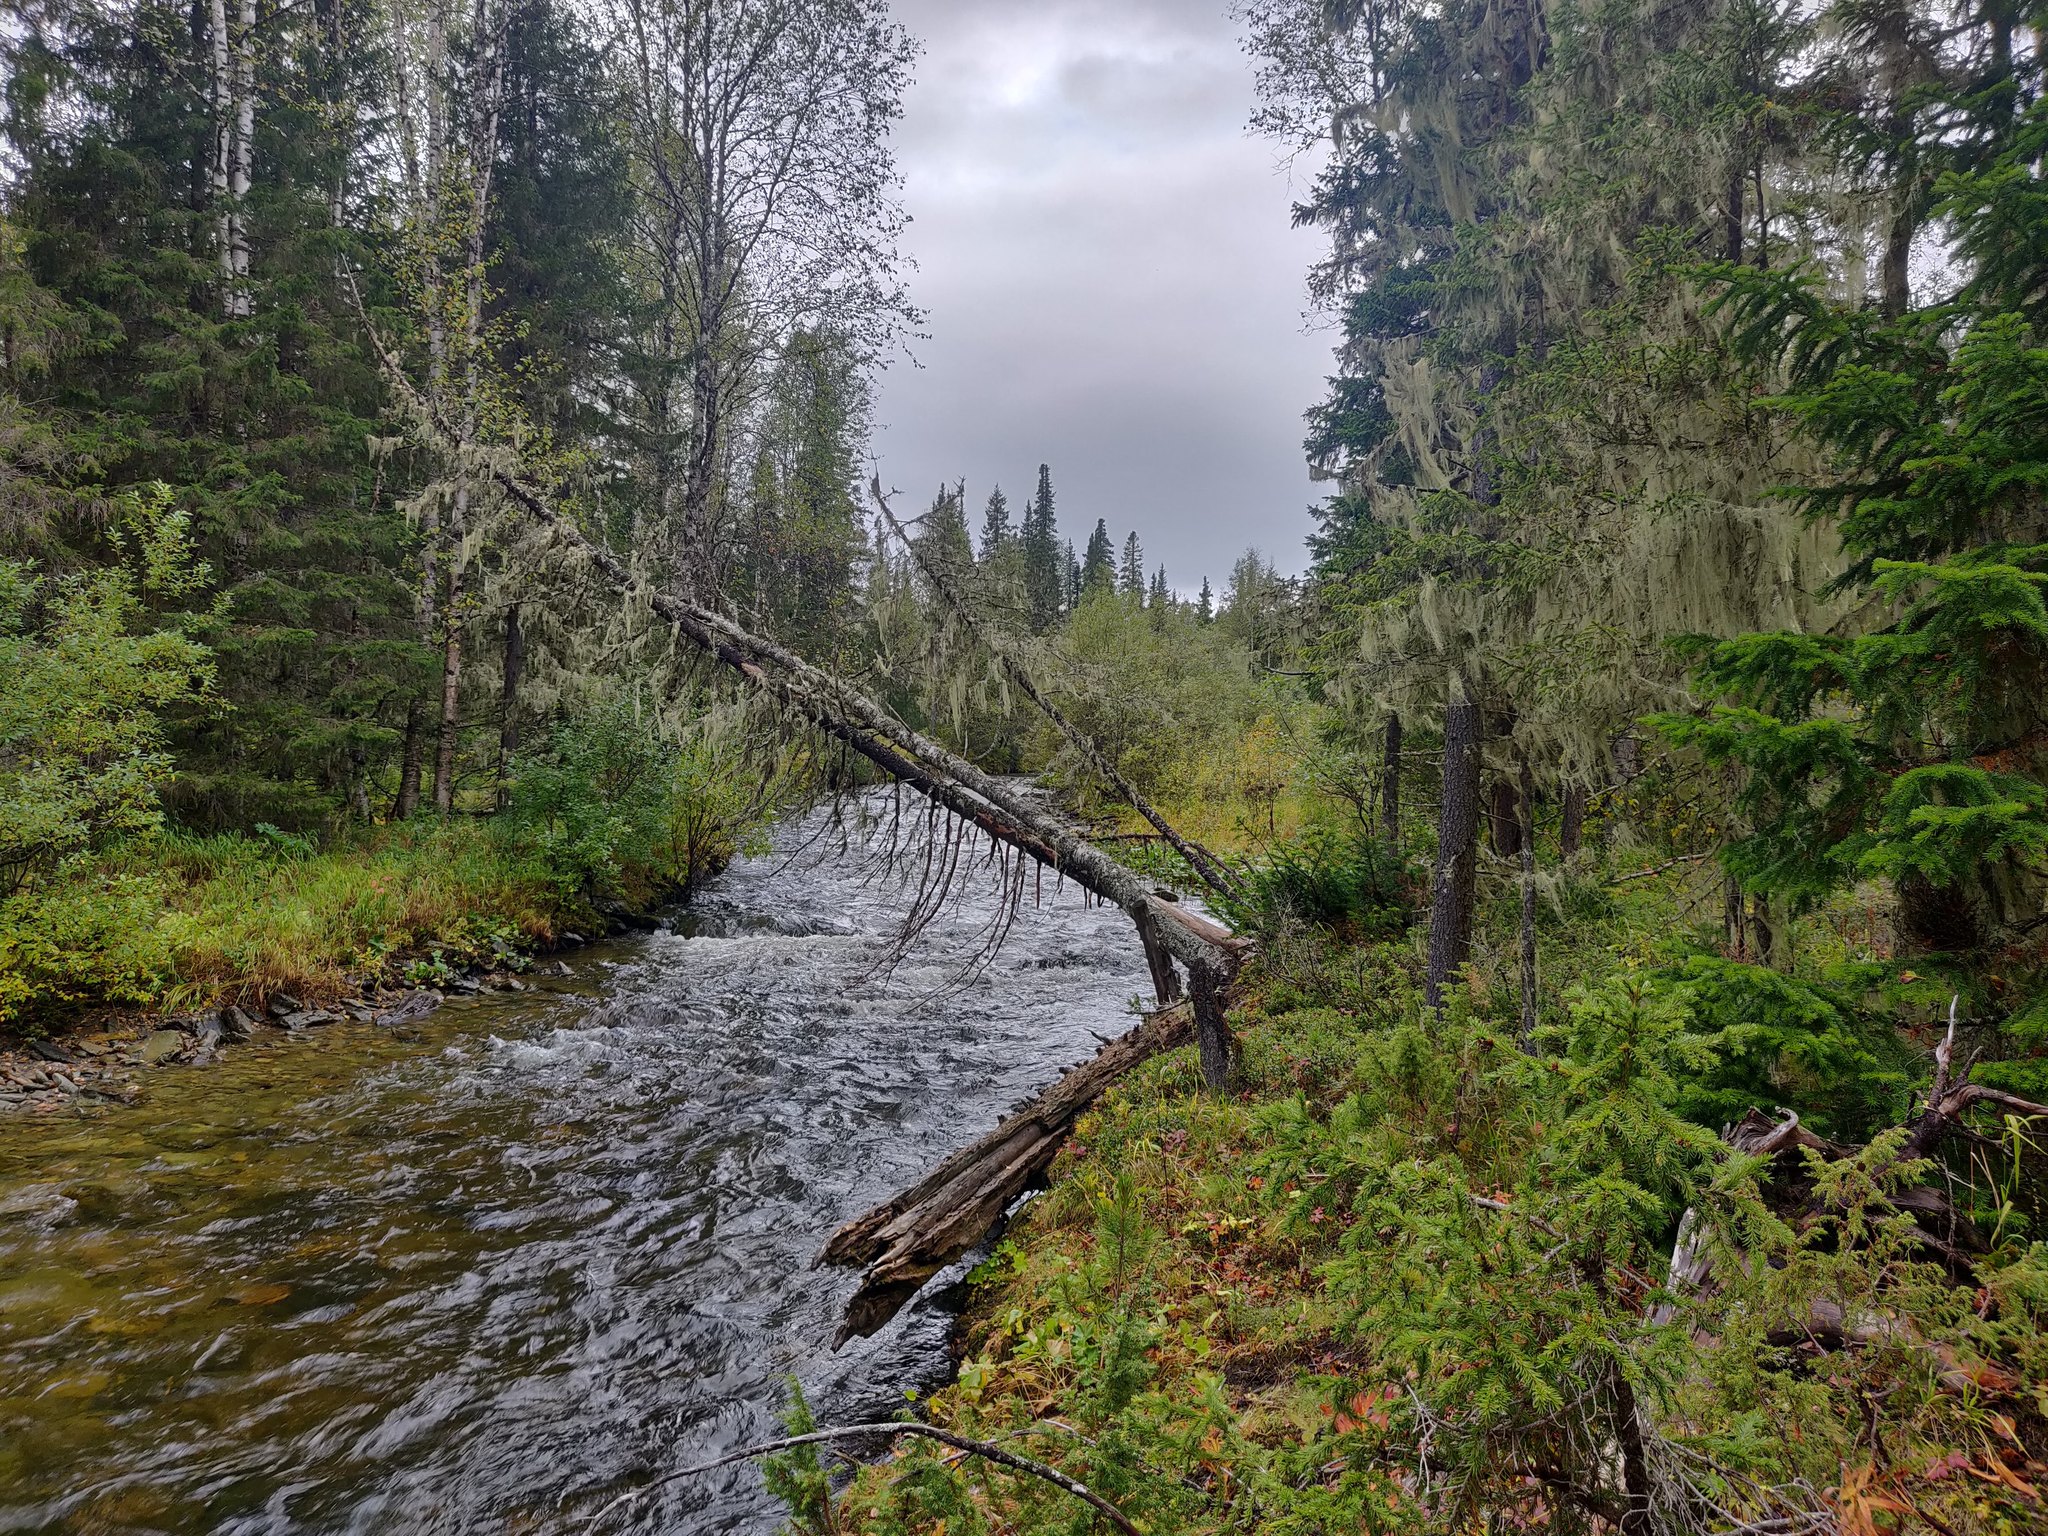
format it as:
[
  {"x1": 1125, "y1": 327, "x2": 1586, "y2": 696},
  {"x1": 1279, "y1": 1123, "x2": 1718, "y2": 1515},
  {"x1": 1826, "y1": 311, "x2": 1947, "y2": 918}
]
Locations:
[
  {"x1": 1380, "y1": 710, "x2": 1402, "y2": 850},
  {"x1": 1425, "y1": 694, "x2": 1484, "y2": 1011},
  {"x1": 395, "y1": 697, "x2": 424, "y2": 820},
  {"x1": 1559, "y1": 779, "x2": 1585, "y2": 858},
  {"x1": 227, "y1": 0, "x2": 255, "y2": 316},
  {"x1": 433, "y1": 563, "x2": 464, "y2": 815},
  {"x1": 1517, "y1": 758, "x2": 1538, "y2": 1050},
  {"x1": 496, "y1": 600, "x2": 523, "y2": 810},
  {"x1": 1489, "y1": 775, "x2": 1522, "y2": 858}
]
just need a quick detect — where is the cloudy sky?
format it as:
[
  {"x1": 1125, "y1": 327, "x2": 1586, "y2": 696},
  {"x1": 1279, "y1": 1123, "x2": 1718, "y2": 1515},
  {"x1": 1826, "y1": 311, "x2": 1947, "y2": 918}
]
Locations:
[{"x1": 873, "y1": 0, "x2": 1332, "y2": 589}]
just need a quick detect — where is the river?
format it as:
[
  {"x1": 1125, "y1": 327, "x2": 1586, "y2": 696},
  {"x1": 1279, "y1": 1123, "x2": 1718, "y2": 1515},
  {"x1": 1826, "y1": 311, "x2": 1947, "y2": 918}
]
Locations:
[{"x1": 0, "y1": 798, "x2": 1155, "y2": 1533}]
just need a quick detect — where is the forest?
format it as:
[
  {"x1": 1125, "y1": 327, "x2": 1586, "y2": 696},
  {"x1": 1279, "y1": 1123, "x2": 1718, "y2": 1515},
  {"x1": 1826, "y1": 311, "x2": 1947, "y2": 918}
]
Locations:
[{"x1": 2, "y1": 0, "x2": 2047, "y2": 1533}]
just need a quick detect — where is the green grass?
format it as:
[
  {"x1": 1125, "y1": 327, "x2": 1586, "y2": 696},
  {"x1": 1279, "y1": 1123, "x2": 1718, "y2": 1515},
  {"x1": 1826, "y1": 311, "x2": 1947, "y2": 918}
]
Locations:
[{"x1": 1, "y1": 821, "x2": 578, "y2": 1034}]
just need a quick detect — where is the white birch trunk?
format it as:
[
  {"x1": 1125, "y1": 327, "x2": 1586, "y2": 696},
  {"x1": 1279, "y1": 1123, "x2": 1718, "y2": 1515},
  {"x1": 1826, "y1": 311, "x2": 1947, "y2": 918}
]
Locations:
[
  {"x1": 207, "y1": 0, "x2": 234, "y2": 312},
  {"x1": 227, "y1": 0, "x2": 256, "y2": 317}
]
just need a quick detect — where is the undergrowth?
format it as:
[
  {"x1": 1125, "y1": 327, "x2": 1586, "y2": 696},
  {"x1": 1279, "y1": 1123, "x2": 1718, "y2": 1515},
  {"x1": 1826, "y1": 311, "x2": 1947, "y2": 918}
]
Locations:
[{"x1": 810, "y1": 858, "x2": 2048, "y2": 1536}]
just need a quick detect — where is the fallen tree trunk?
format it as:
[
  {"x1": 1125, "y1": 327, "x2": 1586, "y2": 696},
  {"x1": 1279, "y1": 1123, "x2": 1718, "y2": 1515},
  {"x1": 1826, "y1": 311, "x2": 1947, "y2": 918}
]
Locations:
[
  {"x1": 820, "y1": 1001, "x2": 1193, "y2": 1345},
  {"x1": 353, "y1": 296, "x2": 1249, "y2": 1340},
  {"x1": 351, "y1": 290, "x2": 1247, "y2": 1018}
]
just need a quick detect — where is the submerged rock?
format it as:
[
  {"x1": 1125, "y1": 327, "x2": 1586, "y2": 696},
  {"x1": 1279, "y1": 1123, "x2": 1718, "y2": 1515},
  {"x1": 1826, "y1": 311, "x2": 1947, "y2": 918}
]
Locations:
[{"x1": 137, "y1": 1031, "x2": 186, "y2": 1066}]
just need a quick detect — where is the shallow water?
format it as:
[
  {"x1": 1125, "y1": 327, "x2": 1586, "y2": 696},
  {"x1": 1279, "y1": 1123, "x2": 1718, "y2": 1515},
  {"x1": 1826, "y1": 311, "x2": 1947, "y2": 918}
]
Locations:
[{"x1": 0, "y1": 798, "x2": 1155, "y2": 1534}]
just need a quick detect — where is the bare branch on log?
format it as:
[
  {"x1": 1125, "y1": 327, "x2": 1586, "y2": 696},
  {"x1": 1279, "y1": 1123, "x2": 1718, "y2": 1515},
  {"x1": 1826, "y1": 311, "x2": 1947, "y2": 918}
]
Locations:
[
  {"x1": 580, "y1": 1422, "x2": 1140, "y2": 1534},
  {"x1": 869, "y1": 479, "x2": 1243, "y2": 901}
]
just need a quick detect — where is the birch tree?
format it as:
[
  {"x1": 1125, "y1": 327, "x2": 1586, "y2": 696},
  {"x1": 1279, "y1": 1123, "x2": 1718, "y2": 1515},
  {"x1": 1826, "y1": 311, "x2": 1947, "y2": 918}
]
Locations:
[{"x1": 594, "y1": 0, "x2": 918, "y2": 600}]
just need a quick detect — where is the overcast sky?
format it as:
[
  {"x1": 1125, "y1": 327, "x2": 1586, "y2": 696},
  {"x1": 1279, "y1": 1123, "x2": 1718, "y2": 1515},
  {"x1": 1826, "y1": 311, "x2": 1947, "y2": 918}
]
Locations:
[{"x1": 873, "y1": 0, "x2": 1331, "y2": 589}]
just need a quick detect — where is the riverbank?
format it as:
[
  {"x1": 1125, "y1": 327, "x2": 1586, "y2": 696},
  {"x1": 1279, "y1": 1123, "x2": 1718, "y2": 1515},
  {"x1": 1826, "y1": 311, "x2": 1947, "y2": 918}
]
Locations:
[
  {"x1": 0, "y1": 815, "x2": 723, "y2": 1095},
  {"x1": 815, "y1": 866, "x2": 2048, "y2": 1536}
]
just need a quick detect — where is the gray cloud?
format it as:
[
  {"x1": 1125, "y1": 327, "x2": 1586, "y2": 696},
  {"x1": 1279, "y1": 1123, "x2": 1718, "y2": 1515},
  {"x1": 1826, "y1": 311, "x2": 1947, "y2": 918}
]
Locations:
[{"x1": 873, "y1": 0, "x2": 1331, "y2": 588}]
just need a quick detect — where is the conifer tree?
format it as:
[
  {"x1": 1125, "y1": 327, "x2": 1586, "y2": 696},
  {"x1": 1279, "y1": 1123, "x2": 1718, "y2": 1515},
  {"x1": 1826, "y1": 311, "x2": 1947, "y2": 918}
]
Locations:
[
  {"x1": 977, "y1": 485, "x2": 1011, "y2": 558},
  {"x1": 1118, "y1": 531, "x2": 1144, "y2": 599},
  {"x1": 1020, "y1": 463, "x2": 1063, "y2": 632},
  {"x1": 1082, "y1": 519, "x2": 1116, "y2": 597}
]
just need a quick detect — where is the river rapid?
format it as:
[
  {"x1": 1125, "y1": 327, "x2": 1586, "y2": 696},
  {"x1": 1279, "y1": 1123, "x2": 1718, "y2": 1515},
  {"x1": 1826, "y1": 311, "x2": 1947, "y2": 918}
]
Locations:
[{"x1": 0, "y1": 797, "x2": 1155, "y2": 1533}]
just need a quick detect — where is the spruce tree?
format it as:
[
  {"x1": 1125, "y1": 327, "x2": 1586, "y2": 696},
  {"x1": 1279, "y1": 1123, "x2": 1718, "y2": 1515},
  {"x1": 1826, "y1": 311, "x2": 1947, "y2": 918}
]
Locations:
[
  {"x1": 1020, "y1": 462, "x2": 1062, "y2": 632},
  {"x1": 1118, "y1": 531, "x2": 1144, "y2": 599},
  {"x1": 977, "y1": 485, "x2": 1011, "y2": 558},
  {"x1": 1082, "y1": 519, "x2": 1116, "y2": 597}
]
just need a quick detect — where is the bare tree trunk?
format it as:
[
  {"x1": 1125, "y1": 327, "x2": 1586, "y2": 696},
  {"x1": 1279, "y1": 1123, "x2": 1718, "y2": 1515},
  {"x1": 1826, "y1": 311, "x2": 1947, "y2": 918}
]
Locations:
[
  {"x1": 1489, "y1": 775, "x2": 1522, "y2": 859},
  {"x1": 227, "y1": 0, "x2": 255, "y2": 316},
  {"x1": 1723, "y1": 872, "x2": 1747, "y2": 959},
  {"x1": 395, "y1": 698, "x2": 424, "y2": 820},
  {"x1": 207, "y1": 0, "x2": 235, "y2": 312},
  {"x1": 1425, "y1": 693, "x2": 1484, "y2": 1011},
  {"x1": 1559, "y1": 779, "x2": 1586, "y2": 858},
  {"x1": 496, "y1": 599, "x2": 523, "y2": 811},
  {"x1": 1191, "y1": 962, "x2": 1235, "y2": 1092},
  {"x1": 1380, "y1": 710, "x2": 1401, "y2": 851},
  {"x1": 1750, "y1": 892, "x2": 1778, "y2": 968},
  {"x1": 433, "y1": 562, "x2": 464, "y2": 815},
  {"x1": 1518, "y1": 758, "x2": 1538, "y2": 1050}
]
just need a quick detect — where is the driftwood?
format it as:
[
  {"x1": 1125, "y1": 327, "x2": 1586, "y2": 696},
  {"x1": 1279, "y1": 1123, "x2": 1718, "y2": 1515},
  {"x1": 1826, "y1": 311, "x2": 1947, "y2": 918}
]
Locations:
[{"x1": 820, "y1": 1001, "x2": 1193, "y2": 1344}]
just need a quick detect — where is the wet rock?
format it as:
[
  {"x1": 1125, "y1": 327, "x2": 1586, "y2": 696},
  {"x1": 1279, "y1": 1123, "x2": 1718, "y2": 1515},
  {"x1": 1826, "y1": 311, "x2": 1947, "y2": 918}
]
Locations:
[
  {"x1": 562, "y1": 932, "x2": 585, "y2": 946},
  {"x1": 279, "y1": 1009, "x2": 339, "y2": 1030},
  {"x1": 267, "y1": 993, "x2": 304, "y2": 1019},
  {"x1": 341, "y1": 1000, "x2": 375, "y2": 1022},
  {"x1": 137, "y1": 1031, "x2": 187, "y2": 1066},
  {"x1": 448, "y1": 977, "x2": 483, "y2": 995},
  {"x1": 542, "y1": 960, "x2": 573, "y2": 978},
  {"x1": 192, "y1": 1012, "x2": 226, "y2": 1046},
  {"x1": 221, "y1": 1006, "x2": 255, "y2": 1041},
  {"x1": 29, "y1": 1040, "x2": 75, "y2": 1064},
  {"x1": 376, "y1": 990, "x2": 442, "y2": 1026}
]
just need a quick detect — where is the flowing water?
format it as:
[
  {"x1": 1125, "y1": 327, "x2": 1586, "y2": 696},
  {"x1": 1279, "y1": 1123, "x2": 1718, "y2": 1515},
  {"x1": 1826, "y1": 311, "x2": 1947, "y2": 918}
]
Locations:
[{"x1": 0, "y1": 799, "x2": 1155, "y2": 1534}]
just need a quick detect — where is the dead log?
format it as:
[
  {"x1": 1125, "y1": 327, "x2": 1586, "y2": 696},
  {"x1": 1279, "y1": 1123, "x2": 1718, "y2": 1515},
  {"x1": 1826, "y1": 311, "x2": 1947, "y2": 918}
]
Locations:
[
  {"x1": 820, "y1": 1002, "x2": 1193, "y2": 1345},
  {"x1": 349, "y1": 286, "x2": 1249, "y2": 1028}
]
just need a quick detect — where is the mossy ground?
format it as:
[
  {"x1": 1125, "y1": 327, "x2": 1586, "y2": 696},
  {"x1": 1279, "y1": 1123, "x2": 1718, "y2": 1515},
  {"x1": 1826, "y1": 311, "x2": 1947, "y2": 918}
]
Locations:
[{"x1": 808, "y1": 858, "x2": 2048, "y2": 1536}]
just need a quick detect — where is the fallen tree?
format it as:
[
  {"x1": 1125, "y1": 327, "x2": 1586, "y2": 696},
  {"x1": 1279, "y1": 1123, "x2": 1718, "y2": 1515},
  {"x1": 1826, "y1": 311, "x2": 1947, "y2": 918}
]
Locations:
[
  {"x1": 353, "y1": 287, "x2": 1250, "y2": 1337},
  {"x1": 820, "y1": 1000, "x2": 1193, "y2": 1344}
]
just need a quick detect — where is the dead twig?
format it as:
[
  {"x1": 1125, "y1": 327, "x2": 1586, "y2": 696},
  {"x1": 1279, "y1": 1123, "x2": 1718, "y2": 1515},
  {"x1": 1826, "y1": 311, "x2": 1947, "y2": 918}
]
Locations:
[
  {"x1": 579, "y1": 1421, "x2": 1140, "y2": 1534},
  {"x1": 1609, "y1": 853, "x2": 1714, "y2": 885}
]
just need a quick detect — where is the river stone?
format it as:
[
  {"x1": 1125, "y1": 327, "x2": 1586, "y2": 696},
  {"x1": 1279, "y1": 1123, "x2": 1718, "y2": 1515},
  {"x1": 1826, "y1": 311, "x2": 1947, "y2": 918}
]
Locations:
[
  {"x1": 279, "y1": 1009, "x2": 339, "y2": 1030},
  {"x1": 29, "y1": 1041, "x2": 75, "y2": 1064},
  {"x1": 137, "y1": 1031, "x2": 186, "y2": 1065},
  {"x1": 221, "y1": 1006, "x2": 255, "y2": 1040},
  {"x1": 376, "y1": 990, "x2": 442, "y2": 1025},
  {"x1": 192, "y1": 1012, "x2": 226, "y2": 1046},
  {"x1": 267, "y1": 993, "x2": 304, "y2": 1019}
]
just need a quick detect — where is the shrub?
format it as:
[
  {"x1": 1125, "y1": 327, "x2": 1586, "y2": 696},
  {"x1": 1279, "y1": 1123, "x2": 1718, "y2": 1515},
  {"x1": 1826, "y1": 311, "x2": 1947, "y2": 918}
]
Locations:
[{"x1": 1214, "y1": 824, "x2": 1409, "y2": 939}]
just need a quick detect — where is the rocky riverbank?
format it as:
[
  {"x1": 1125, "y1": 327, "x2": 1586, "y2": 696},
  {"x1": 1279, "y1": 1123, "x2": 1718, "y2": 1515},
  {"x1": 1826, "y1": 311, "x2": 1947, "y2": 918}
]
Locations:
[{"x1": 0, "y1": 957, "x2": 586, "y2": 1120}]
